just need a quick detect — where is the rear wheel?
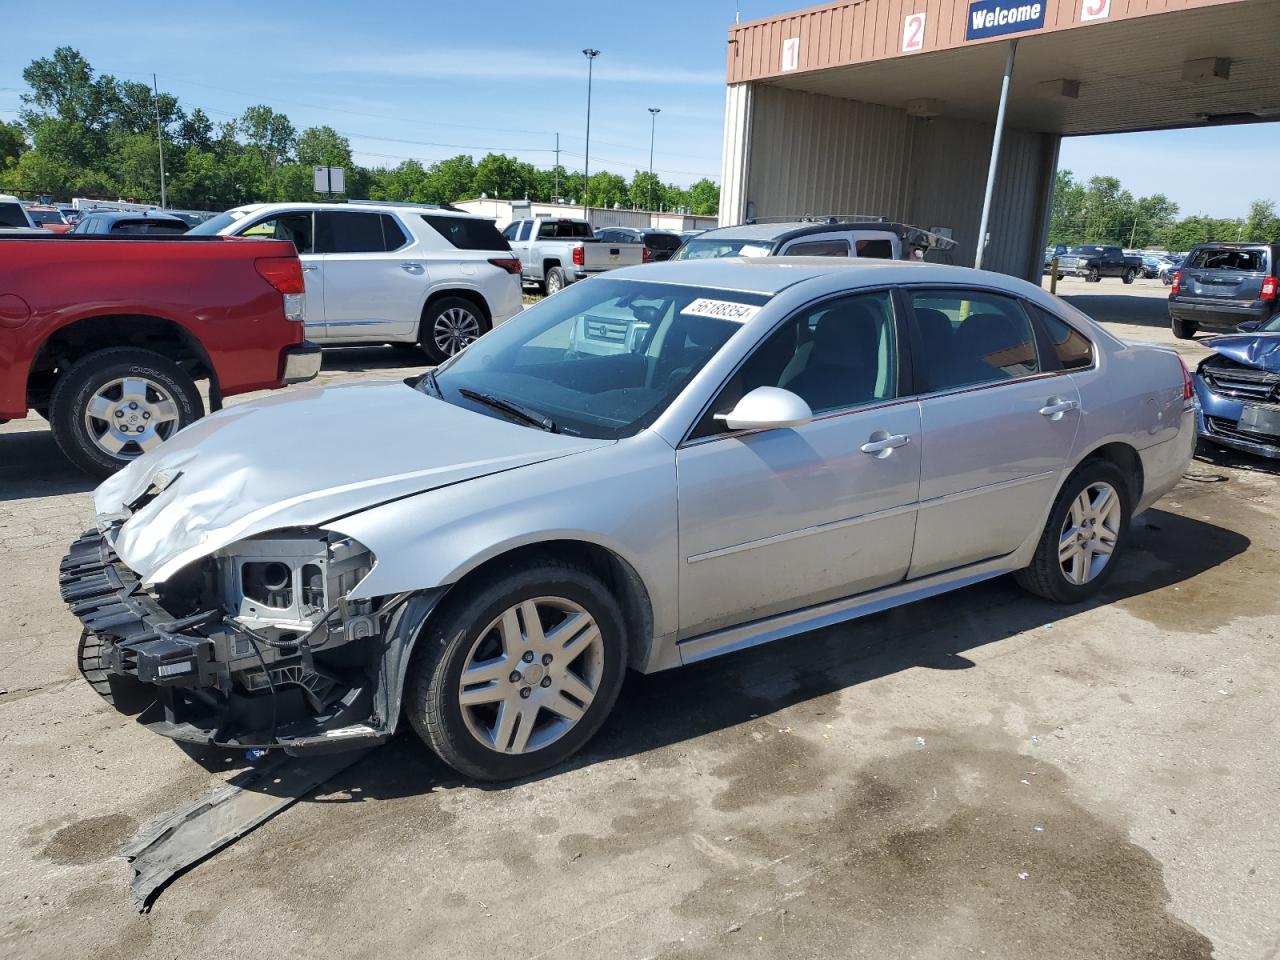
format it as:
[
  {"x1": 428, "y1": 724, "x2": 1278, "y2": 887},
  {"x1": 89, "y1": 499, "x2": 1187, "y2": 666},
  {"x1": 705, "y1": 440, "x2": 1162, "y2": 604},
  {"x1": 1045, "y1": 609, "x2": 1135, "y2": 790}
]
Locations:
[
  {"x1": 1122, "y1": 267, "x2": 1137, "y2": 284},
  {"x1": 406, "y1": 560, "x2": 628, "y2": 781},
  {"x1": 420, "y1": 296, "x2": 488, "y2": 365},
  {"x1": 1171, "y1": 317, "x2": 1199, "y2": 339},
  {"x1": 49, "y1": 347, "x2": 203, "y2": 478},
  {"x1": 545, "y1": 267, "x2": 567, "y2": 296},
  {"x1": 1015, "y1": 460, "x2": 1131, "y2": 604}
]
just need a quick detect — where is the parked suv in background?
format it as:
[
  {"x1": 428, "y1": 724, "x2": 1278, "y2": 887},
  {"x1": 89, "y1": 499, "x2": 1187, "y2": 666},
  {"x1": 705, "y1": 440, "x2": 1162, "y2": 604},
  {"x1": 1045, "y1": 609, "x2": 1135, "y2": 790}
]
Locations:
[
  {"x1": 193, "y1": 202, "x2": 522, "y2": 363},
  {"x1": 670, "y1": 217, "x2": 957, "y2": 262},
  {"x1": 70, "y1": 210, "x2": 189, "y2": 236},
  {"x1": 594, "y1": 226, "x2": 683, "y2": 262},
  {"x1": 1168, "y1": 242, "x2": 1279, "y2": 339}
]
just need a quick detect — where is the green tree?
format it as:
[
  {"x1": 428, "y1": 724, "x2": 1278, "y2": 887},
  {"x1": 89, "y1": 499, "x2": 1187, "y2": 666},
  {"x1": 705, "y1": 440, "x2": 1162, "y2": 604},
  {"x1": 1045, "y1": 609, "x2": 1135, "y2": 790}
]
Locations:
[
  {"x1": 426, "y1": 154, "x2": 476, "y2": 202},
  {"x1": 240, "y1": 104, "x2": 296, "y2": 167},
  {"x1": 685, "y1": 178, "x2": 719, "y2": 216},
  {"x1": 0, "y1": 121, "x2": 27, "y2": 163},
  {"x1": 370, "y1": 159, "x2": 433, "y2": 202},
  {"x1": 629, "y1": 170, "x2": 663, "y2": 210},
  {"x1": 584, "y1": 171, "x2": 628, "y2": 209},
  {"x1": 1241, "y1": 200, "x2": 1280, "y2": 243},
  {"x1": 472, "y1": 152, "x2": 527, "y2": 199},
  {"x1": 296, "y1": 125, "x2": 352, "y2": 168}
]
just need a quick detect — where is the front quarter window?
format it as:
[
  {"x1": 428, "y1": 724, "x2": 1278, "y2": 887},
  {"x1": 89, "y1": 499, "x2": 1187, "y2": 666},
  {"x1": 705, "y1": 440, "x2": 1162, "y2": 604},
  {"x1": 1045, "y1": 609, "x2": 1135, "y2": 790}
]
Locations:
[{"x1": 431, "y1": 279, "x2": 769, "y2": 439}]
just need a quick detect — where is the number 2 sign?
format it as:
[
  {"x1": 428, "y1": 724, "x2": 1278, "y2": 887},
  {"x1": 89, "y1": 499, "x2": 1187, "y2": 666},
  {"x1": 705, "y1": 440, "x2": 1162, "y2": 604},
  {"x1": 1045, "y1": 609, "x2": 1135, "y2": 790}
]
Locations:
[
  {"x1": 1080, "y1": 0, "x2": 1110, "y2": 21},
  {"x1": 902, "y1": 11, "x2": 926, "y2": 52}
]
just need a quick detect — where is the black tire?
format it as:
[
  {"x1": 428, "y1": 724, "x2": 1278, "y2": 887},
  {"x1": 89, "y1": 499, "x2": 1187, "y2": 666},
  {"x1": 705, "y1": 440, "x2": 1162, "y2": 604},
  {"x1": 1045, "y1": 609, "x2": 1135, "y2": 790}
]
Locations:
[
  {"x1": 406, "y1": 559, "x2": 628, "y2": 781},
  {"x1": 1087, "y1": 266, "x2": 1101, "y2": 283},
  {"x1": 419, "y1": 296, "x2": 489, "y2": 365},
  {"x1": 1056, "y1": 273, "x2": 1064, "y2": 282},
  {"x1": 545, "y1": 267, "x2": 567, "y2": 296},
  {"x1": 1122, "y1": 267, "x2": 1137, "y2": 284},
  {"x1": 1014, "y1": 459, "x2": 1131, "y2": 604},
  {"x1": 1171, "y1": 317, "x2": 1198, "y2": 340},
  {"x1": 49, "y1": 347, "x2": 203, "y2": 478}
]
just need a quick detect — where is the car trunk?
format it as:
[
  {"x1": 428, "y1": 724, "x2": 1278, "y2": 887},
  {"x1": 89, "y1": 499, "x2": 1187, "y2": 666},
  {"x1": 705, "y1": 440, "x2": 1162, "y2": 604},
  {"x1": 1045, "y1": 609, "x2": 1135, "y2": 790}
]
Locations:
[{"x1": 1180, "y1": 247, "x2": 1270, "y2": 302}]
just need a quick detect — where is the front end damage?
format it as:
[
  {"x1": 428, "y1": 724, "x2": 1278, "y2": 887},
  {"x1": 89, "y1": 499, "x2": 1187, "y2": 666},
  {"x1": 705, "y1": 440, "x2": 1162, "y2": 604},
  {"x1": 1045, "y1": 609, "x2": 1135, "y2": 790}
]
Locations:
[{"x1": 60, "y1": 527, "x2": 440, "y2": 754}]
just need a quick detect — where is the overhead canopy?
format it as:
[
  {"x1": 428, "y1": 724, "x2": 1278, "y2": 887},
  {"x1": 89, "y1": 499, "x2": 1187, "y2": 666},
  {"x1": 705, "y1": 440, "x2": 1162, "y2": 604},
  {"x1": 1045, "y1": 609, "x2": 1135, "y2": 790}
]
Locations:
[{"x1": 728, "y1": 0, "x2": 1280, "y2": 136}]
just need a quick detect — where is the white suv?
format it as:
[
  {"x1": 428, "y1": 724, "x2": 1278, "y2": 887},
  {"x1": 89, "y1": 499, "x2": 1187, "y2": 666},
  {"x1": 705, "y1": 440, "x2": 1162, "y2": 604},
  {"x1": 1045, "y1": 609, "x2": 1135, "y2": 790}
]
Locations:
[{"x1": 191, "y1": 202, "x2": 522, "y2": 362}]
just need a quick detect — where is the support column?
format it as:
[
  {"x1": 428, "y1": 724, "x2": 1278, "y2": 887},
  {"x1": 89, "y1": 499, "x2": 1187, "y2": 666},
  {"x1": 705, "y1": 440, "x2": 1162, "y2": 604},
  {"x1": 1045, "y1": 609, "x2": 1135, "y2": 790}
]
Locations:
[{"x1": 974, "y1": 40, "x2": 1017, "y2": 271}]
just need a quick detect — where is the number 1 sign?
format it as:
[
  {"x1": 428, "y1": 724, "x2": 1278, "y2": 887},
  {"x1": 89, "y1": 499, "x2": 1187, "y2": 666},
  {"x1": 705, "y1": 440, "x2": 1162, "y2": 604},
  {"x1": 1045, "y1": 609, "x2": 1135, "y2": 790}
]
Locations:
[{"x1": 902, "y1": 11, "x2": 927, "y2": 52}]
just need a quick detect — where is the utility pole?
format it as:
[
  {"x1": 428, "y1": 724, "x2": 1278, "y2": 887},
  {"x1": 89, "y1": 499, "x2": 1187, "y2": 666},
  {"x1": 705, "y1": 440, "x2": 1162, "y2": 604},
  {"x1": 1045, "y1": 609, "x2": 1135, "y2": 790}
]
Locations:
[
  {"x1": 554, "y1": 132, "x2": 560, "y2": 200},
  {"x1": 152, "y1": 73, "x2": 167, "y2": 209},
  {"x1": 582, "y1": 49, "x2": 600, "y2": 219},
  {"x1": 974, "y1": 40, "x2": 1017, "y2": 270},
  {"x1": 647, "y1": 107, "x2": 661, "y2": 213}
]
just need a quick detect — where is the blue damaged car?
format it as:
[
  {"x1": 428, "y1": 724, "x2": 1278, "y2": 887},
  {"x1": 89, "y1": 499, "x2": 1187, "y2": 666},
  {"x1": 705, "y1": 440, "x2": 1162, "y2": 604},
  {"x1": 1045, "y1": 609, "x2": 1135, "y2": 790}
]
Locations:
[{"x1": 1195, "y1": 315, "x2": 1280, "y2": 459}]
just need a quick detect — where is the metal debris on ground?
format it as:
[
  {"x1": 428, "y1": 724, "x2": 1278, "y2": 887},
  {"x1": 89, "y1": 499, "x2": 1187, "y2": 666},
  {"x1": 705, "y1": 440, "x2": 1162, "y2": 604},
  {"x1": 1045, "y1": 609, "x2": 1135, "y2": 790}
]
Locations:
[
  {"x1": 915, "y1": 737, "x2": 926, "y2": 748},
  {"x1": 1034, "y1": 825, "x2": 1045, "y2": 833},
  {"x1": 1018, "y1": 871, "x2": 1030, "y2": 880},
  {"x1": 1183, "y1": 472, "x2": 1228, "y2": 483},
  {"x1": 120, "y1": 749, "x2": 371, "y2": 911}
]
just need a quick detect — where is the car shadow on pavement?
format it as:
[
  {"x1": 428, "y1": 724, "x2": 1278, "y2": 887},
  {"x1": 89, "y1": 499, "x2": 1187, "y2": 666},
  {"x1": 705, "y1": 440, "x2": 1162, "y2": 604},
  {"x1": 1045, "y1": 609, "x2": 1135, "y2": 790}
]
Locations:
[
  {"x1": 0, "y1": 427, "x2": 97, "y2": 501},
  {"x1": 318, "y1": 345, "x2": 427, "y2": 375},
  {"x1": 1195, "y1": 444, "x2": 1280, "y2": 477},
  {"x1": 1058, "y1": 293, "x2": 1170, "y2": 329},
  {"x1": 167, "y1": 505, "x2": 1249, "y2": 804}
]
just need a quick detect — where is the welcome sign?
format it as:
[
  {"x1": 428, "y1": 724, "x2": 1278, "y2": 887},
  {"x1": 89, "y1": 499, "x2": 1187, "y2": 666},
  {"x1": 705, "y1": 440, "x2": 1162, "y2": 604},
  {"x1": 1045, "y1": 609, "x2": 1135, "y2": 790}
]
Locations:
[{"x1": 965, "y1": 0, "x2": 1046, "y2": 39}]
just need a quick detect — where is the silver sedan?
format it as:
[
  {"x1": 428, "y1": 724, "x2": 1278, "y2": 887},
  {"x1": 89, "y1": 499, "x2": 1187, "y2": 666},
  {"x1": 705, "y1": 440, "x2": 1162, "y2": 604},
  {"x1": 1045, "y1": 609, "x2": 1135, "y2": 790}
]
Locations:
[{"x1": 63, "y1": 258, "x2": 1196, "y2": 780}]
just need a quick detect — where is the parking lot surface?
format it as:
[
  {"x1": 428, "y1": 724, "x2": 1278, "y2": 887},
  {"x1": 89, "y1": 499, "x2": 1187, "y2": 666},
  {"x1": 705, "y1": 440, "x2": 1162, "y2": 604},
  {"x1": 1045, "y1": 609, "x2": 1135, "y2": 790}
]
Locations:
[{"x1": 1, "y1": 281, "x2": 1277, "y2": 959}]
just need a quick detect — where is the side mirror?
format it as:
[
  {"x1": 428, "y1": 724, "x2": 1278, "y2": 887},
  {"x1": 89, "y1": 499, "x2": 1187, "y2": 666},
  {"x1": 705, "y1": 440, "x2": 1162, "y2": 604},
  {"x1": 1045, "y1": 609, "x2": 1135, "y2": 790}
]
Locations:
[
  {"x1": 714, "y1": 386, "x2": 813, "y2": 432},
  {"x1": 1236, "y1": 320, "x2": 1261, "y2": 333}
]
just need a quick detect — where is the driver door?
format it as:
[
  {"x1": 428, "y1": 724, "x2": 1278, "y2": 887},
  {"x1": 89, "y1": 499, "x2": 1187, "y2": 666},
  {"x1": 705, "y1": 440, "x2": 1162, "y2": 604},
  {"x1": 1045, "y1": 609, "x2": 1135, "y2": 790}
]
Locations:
[{"x1": 675, "y1": 290, "x2": 921, "y2": 639}]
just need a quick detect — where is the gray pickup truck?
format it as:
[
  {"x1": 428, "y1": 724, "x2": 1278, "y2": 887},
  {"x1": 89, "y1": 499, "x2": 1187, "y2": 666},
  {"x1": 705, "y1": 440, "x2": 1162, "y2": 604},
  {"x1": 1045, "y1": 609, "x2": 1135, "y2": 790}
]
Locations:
[{"x1": 502, "y1": 216, "x2": 645, "y2": 294}]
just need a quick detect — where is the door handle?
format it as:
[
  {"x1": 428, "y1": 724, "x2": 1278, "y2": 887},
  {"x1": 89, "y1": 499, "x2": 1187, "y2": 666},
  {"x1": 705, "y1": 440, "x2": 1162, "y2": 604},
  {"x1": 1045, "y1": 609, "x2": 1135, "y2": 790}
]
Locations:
[
  {"x1": 400, "y1": 262, "x2": 424, "y2": 272},
  {"x1": 302, "y1": 264, "x2": 319, "y2": 272},
  {"x1": 1039, "y1": 397, "x2": 1080, "y2": 420},
  {"x1": 860, "y1": 432, "x2": 911, "y2": 457}
]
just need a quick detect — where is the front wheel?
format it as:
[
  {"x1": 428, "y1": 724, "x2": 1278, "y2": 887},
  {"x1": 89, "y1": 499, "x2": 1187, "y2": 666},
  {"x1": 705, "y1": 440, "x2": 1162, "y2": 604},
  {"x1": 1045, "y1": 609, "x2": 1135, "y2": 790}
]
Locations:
[
  {"x1": 1122, "y1": 267, "x2": 1137, "y2": 284},
  {"x1": 1014, "y1": 460, "x2": 1131, "y2": 604},
  {"x1": 420, "y1": 296, "x2": 488, "y2": 365},
  {"x1": 1087, "y1": 266, "x2": 1101, "y2": 283},
  {"x1": 406, "y1": 559, "x2": 628, "y2": 781},
  {"x1": 1171, "y1": 317, "x2": 1198, "y2": 339},
  {"x1": 49, "y1": 347, "x2": 203, "y2": 478}
]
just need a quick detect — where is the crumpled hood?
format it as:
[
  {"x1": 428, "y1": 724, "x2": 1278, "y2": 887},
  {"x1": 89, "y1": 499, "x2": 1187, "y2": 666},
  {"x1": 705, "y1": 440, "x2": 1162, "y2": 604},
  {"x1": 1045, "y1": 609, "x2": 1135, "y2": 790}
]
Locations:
[
  {"x1": 98, "y1": 380, "x2": 610, "y2": 583},
  {"x1": 1203, "y1": 333, "x2": 1280, "y2": 371}
]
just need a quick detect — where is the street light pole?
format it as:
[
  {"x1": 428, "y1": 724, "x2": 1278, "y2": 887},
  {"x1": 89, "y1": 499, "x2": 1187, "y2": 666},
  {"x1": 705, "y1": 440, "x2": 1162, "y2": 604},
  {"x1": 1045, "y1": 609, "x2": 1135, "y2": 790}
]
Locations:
[
  {"x1": 647, "y1": 107, "x2": 660, "y2": 213},
  {"x1": 582, "y1": 48, "x2": 600, "y2": 219}
]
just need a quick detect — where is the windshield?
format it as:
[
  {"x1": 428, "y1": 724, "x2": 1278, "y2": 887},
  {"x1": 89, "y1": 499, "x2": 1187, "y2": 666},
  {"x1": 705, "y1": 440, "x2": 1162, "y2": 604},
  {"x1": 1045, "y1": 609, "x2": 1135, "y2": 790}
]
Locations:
[
  {"x1": 1261, "y1": 314, "x2": 1280, "y2": 333},
  {"x1": 187, "y1": 209, "x2": 252, "y2": 235},
  {"x1": 429, "y1": 278, "x2": 770, "y2": 439},
  {"x1": 672, "y1": 237, "x2": 774, "y2": 261}
]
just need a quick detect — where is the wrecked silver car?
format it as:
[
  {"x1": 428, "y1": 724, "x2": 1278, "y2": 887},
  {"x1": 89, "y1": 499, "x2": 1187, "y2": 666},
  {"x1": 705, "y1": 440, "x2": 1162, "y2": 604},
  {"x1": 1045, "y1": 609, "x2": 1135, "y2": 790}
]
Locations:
[{"x1": 61, "y1": 259, "x2": 1196, "y2": 780}]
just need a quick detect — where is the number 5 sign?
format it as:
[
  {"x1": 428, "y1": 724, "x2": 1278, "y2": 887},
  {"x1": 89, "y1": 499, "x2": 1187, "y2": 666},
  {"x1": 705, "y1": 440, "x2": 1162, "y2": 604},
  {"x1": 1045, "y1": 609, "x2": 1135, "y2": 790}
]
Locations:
[
  {"x1": 1080, "y1": 0, "x2": 1110, "y2": 21},
  {"x1": 902, "y1": 11, "x2": 926, "y2": 52}
]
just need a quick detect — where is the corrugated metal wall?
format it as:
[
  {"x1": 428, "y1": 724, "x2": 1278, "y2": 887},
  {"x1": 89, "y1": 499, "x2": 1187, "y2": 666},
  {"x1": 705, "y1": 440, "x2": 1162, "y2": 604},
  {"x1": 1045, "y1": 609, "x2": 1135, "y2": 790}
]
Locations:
[
  {"x1": 725, "y1": 84, "x2": 1058, "y2": 280},
  {"x1": 743, "y1": 85, "x2": 915, "y2": 223},
  {"x1": 719, "y1": 84, "x2": 753, "y2": 225}
]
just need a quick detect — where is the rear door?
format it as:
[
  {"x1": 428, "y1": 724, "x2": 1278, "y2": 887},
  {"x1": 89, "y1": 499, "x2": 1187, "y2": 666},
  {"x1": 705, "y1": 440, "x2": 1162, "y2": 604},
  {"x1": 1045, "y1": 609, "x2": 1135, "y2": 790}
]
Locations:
[
  {"x1": 904, "y1": 287, "x2": 1080, "y2": 579},
  {"x1": 1179, "y1": 246, "x2": 1269, "y2": 304},
  {"x1": 316, "y1": 211, "x2": 419, "y2": 342}
]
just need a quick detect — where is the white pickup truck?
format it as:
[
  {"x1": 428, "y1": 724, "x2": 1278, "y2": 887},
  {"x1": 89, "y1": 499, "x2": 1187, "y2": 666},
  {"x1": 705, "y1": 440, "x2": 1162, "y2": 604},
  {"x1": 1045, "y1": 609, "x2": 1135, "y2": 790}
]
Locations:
[{"x1": 501, "y1": 216, "x2": 645, "y2": 294}]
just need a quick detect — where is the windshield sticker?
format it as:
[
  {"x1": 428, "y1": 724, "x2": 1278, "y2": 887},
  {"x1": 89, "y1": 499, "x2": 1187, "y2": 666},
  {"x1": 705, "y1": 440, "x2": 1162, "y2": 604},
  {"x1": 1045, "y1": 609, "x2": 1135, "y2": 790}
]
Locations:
[{"x1": 680, "y1": 299, "x2": 761, "y2": 323}]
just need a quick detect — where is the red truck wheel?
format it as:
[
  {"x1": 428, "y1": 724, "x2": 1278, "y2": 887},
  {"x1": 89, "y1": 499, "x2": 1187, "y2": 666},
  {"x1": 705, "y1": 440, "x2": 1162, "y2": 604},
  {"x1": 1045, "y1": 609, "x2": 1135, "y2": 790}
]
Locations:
[{"x1": 49, "y1": 347, "x2": 204, "y2": 478}]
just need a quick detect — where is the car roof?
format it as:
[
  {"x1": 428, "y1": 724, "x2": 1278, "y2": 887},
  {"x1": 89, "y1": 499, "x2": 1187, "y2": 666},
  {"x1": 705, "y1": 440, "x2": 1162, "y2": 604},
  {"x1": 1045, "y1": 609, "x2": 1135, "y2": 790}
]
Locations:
[
  {"x1": 85, "y1": 210, "x2": 185, "y2": 223},
  {"x1": 606, "y1": 256, "x2": 1007, "y2": 296},
  {"x1": 228, "y1": 201, "x2": 489, "y2": 220}
]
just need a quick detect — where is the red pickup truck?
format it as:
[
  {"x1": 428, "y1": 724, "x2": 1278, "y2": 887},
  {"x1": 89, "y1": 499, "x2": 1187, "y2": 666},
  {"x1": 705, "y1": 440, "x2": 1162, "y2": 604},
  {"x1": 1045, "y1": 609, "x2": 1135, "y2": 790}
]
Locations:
[{"x1": 0, "y1": 235, "x2": 320, "y2": 476}]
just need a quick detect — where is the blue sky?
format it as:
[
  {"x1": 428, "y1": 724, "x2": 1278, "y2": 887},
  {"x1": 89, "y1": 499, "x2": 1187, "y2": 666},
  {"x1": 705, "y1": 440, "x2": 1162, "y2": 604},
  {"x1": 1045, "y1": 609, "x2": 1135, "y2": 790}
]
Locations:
[{"x1": 2, "y1": 0, "x2": 1275, "y2": 217}]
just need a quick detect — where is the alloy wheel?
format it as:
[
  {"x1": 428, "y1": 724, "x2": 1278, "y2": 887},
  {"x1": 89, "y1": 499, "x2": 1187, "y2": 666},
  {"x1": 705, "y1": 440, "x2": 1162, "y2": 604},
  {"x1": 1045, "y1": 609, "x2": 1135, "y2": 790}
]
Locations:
[
  {"x1": 432, "y1": 306, "x2": 482, "y2": 357},
  {"x1": 82, "y1": 376, "x2": 180, "y2": 460},
  {"x1": 457, "y1": 597, "x2": 605, "y2": 755},
  {"x1": 1058, "y1": 481, "x2": 1122, "y2": 585}
]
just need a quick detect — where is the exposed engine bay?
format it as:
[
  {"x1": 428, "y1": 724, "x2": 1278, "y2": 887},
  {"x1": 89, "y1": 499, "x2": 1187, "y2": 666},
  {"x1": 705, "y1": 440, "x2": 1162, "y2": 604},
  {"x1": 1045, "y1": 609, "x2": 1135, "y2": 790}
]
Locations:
[{"x1": 61, "y1": 526, "x2": 438, "y2": 754}]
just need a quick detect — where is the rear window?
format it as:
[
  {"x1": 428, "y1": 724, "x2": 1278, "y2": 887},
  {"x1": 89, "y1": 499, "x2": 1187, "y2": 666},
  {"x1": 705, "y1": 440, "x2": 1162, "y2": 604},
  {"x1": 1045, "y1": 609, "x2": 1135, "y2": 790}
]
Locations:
[
  {"x1": 423, "y1": 214, "x2": 508, "y2": 251},
  {"x1": 28, "y1": 209, "x2": 64, "y2": 225},
  {"x1": 1186, "y1": 247, "x2": 1269, "y2": 272},
  {"x1": 537, "y1": 219, "x2": 593, "y2": 239},
  {"x1": 855, "y1": 238, "x2": 893, "y2": 259},
  {"x1": 643, "y1": 233, "x2": 682, "y2": 252},
  {"x1": 0, "y1": 202, "x2": 30, "y2": 227},
  {"x1": 112, "y1": 219, "x2": 187, "y2": 235}
]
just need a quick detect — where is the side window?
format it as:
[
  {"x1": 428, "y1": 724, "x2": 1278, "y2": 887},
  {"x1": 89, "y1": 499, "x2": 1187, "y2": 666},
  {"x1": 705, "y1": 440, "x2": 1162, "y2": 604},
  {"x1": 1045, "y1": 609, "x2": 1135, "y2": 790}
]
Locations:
[
  {"x1": 380, "y1": 214, "x2": 409, "y2": 251},
  {"x1": 692, "y1": 291, "x2": 898, "y2": 438},
  {"x1": 517, "y1": 221, "x2": 533, "y2": 241},
  {"x1": 786, "y1": 239, "x2": 850, "y2": 257},
  {"x1": 501, "y1": 223, "x2": 519, "y2": 241},
  {"x1": 240, "y1": 213, "x2": 314, "y2": 253},
  {"x1": 855, "y1": 238, "x2": 894, "y2": 259},
  {"x1": 315, "y1": 212, "x2": 387, "y2": 253},
  {"x1": 910, "y1": 289, "x2": 1039, "y2": 391},
  {"x1": 0, "y1": 202, "x2": 28, "y2": 227},
  {"x1": 1026, "y1": 303, "x2": 1094, "y2": 370}
]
